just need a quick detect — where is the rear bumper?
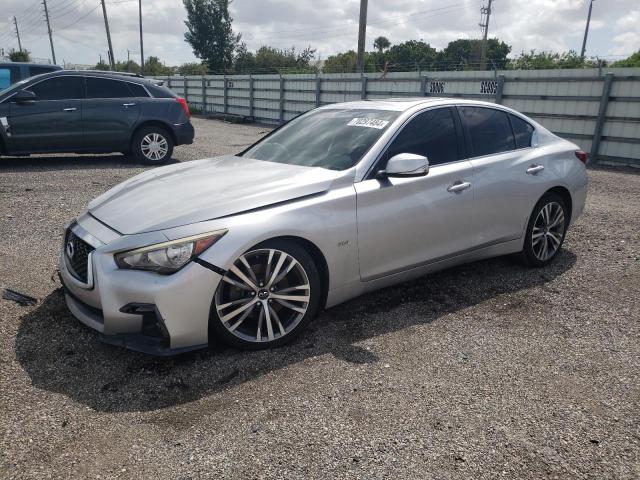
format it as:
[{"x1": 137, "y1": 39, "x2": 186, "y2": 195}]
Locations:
[{"x1": 172, "y1": 121, "x2": 195, "y2": 145}]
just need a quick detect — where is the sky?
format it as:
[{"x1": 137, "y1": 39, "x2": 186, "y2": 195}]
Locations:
[{"x1": 0, "y1": 0, "x2": 638, "y2": 67}]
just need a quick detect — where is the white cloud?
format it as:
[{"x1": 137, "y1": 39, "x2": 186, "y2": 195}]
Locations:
[{"x1": 0, "y1": 0, "x2": 637, "y2": 67}]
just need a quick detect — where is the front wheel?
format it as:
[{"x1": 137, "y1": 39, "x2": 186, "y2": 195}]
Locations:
[
  {"x1": 131, "y1": 126, "x2": 174, "y2": 165},
  {"x1": 210, "y1": 240, "x2": 321, "y2": 350},
  {"x1": 522, "y1": 192, "x2": 568, "y2": 267}
]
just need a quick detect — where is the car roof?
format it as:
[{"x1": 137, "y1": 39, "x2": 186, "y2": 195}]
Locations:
[
  {"x1": 41, "y1": 69, "x2": 156, "y2": 85},
  {"x1": 318, "y1": 97, "x2": 524, "y2": 113},
  {"x1": 0, "y1": 62, "x2": 62, "y2": 69}
]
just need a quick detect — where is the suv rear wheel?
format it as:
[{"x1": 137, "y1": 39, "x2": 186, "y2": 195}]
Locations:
[{"x1": 131, "y1": 126, "x2": 174, "y2": 164}]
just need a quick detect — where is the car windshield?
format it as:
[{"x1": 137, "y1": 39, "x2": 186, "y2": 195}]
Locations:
[{"x1": 242, "y1": 108, "x2": 400, "y2": 171}]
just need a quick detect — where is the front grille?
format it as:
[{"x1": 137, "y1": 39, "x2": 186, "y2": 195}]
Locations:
[{"x1": 64, "y1": 228, "x2": 95, "y2": 283}]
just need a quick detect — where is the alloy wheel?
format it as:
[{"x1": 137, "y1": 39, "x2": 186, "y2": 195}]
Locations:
[
  {"x1": 531, "y1": 201, "x2": 565, "y2": 261},
  {"x1": 214, "y1": 248, "x2": 311, "y2": 343},
  {"x1": 141, "y1": 133, "x2": 169, "y2": 161}
]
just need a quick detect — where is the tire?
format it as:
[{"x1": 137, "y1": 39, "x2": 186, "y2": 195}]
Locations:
[
  {"x1": 521, "y1": 192, "x2": 569, "y2": 267},
  {"x1": 210, "y1": 240, "x2": 322, "y2": 350},
  {"x1": 131, "y1": 126, "x2": 174, "y2": 165}
]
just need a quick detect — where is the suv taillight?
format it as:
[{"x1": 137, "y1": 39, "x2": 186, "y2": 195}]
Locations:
[
  {"x1": 176, "y1": 97, "x2": 190, "y2": 118},
  {"x1": 575, "y1": 150, "x2": 588, "y2": 165}
]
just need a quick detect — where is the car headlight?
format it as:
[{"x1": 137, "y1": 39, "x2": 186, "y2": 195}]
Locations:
[{"x1": 114, "y1": 230, "x2": 227, "y2": 273}]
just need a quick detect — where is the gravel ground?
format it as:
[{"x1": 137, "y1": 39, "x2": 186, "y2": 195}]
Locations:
[{"x1": 1, "y1": 117, "x2": 639, "y2": 479}]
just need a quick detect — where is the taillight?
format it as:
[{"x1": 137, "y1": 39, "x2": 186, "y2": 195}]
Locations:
[
  {"x1": 575, "y1": 150, "x2": 588, "y2": 165},
  {"x1": 176, "y1": 97, "x2": 190, "y2": 118}
]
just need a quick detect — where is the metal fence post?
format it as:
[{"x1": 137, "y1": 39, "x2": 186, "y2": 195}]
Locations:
[
  {"x1": 279, "y1": 75, "x2": 285, "y2": 123},
  {"x1": 167, "y1": 77, "x2": 172, "y2": 90},
  {"x1": 249, "y1": 75, "x2": 254, "y2": 119},
  {"x1": 183, "y1": 76, "x2": 188, "y2": 105},
  {"x1": 420, "y1": 75, "x2": 428, "y2": 97},
  {"x1": 591, "y1": 73, "x2": 614, "y2": 164},
  {"x1": 361, "y1": 74, "x2": 367, "y2": 100},
  {"x1": 315, "y1": 74, "x2": 321, "y2": 108},
  {"x1": 495, "y1": 74, "x2": 505, "y2": 104},
  {"x1": 201, "y1": 77, "x2": 206, "y2": 114},
  {"x1": 223, "y1": 75, "x2": 228, "y2": 114}
]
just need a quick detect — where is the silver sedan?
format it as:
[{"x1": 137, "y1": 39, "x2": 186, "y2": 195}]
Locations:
[{"x1": 59, "y1": 98, "x2": 588, "y2": 355}]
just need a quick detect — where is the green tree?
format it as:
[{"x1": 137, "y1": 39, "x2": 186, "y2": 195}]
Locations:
[
  {"x1": 612, "y1": 50, "x2": 640, "y2": 67},
  {"x1": 507, "y1": 50, "x2": 596, "y2": 70},
  {"x1": 233, "y1": 44, "x2": 316, "y2": 74},
  {"x1": 383, "y1": 40, "x2": 438, "y2": 71},
  {"x1": 9, "y1": 49, "x2": 30, "y2": 62},
  {"x1": 178, "y1": 62, "x2": 209, "y2": 75},
  {"x1": 183, "y1": 0, "x2": 239, "y2": 72},
  {"x1": 323, "y1": 50, "x2": 376, "y2": 73},
  {"x1": 440, "y1": 38, "x2": 511, "y2": 70},
  {"x1": 115, "y1": 59, "x2": 141, "y2": 74},
  {"x1": 373, "y1": 36, "x2": 391, "y2": 53},
  {"x1": 93, "y1": 59, "x2": 110, "y2": 71},
  {"x1": 144, "y1": 56, "x2": 176, "y2": 76}
]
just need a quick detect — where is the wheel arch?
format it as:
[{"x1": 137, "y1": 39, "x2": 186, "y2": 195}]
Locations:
[
  {"x1": 253, "y1": 235, "x2": 330, "y2": 310},
  {"x1": 131, "y1": 120, "x2": 177, "y2": 147},
  {"x1": 545, "y1": 185, "x2": 573, "y2": 225}
]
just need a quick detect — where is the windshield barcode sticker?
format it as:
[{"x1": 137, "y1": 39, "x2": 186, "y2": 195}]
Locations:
[{"x1": 347, "y1": 118, "x2": 390, "y2": 129}]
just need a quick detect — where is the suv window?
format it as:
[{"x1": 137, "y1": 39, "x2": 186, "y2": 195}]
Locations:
[
  {"x1": 27, "y1": 76, "x2": 84, "y2": 100},
  {"x1": 385, "y1": 107, "x2": 460, "y2": 166},
  {"x1": 0, "y1": 66, "x2": 21, "y2": 89},
  {"x1": 86, "y1": 77, "x2": 135, "y2": 98},
  {"x1": 459, "y1": 106, "x2": 515, "y2": 157},
  {"x1": 509, "y1": 114, "x2": 534, "y2": 149},
  {"x1": 127, "y1": 82, "x2": 149, "y2": 97}
]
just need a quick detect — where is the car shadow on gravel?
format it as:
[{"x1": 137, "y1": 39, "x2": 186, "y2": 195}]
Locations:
[{"x1": 15, "y1": 250, "x2": 576, "y2": 413}]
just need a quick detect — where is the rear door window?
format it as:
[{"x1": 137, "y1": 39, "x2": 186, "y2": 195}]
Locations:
[
  {"x1": 459, "y1": 106, "x2": 515, "y2": 157},
  {"x1": 127, "y1": 82, "x2": 150, "y2": 97},
  {"x1": 385, "y1": 107, "x2": 460, "y2": 166},
  {"x1": 27, "y1": 76, "x2": 84, "y2": 100},
  {"x1": 509, "y1": 114, "x2": 535, "y2": 149},
  {"x1": 86, "y1": 77, "x2": 135, "y2": 98}
]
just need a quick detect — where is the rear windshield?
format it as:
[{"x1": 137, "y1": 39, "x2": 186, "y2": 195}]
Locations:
[{"x1": 242, "y1": 108, "x2": 400, "y2": 171}]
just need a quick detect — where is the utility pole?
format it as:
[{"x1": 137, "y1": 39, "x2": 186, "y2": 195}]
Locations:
[
  {"x1": 356, "y1": 0, "x2": 368, "y2": 73},
  {"x1": 580, "y1": 0, "x2": 595, "y2": 59},
  {"x1": 42, "y1": 0, "x2": 57, "y2": 64},
  {"x1": 479, "y1": 0, "x2": 493, "y2": 70},
  {"x1": 100, "y1": 0, "x2": 116, "y2": 70},
  {"x1": 139, "y1": 0, "x2": 144, "y2": 75},
  {"x1": 13, "y1": 16, "x2": 22, "y2": 52}
]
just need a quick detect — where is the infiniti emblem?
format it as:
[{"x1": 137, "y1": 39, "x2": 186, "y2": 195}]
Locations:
[{"x1": 66, "y1": 240, "x2": 75, "y2": 259}]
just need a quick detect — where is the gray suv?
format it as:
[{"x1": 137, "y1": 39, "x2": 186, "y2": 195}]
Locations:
[{"x1": 0, "y1": 71, "x2": 194, "y2": 164}]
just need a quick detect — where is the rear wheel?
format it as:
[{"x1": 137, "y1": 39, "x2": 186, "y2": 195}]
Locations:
[
  {"x1": 210, "y1": 240, "x2": 321, "y2": 350},
  {"x1": 522, "y1": 192, "x2": 568, "y2": 267},
  {"x1": 131, "y1": 126, "x2": 173, "y2": 165}
]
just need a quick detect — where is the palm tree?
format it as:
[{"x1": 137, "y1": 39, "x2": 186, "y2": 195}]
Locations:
[{"x1": 373, "y1": 36, "x2": 391, "y2": 53}]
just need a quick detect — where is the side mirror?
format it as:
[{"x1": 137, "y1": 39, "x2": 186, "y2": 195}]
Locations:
[
  {"x1": 14, "y1": 90, "x2": 36, "y2": 104},
  {"x1": 378, "y1": 153, "x2": 429, "y2": 178}
]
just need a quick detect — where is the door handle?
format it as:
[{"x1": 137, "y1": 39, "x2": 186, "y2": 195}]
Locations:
[
  {"x1": 62, "y1": 107, "x2": 77, "y2": 112},
  {"x1": 526, "y1": 164, "x2": 545, "y2": 175},
  {"x1": 122, "y1": 103, "x2": 136, "y2": 107},
  {"x1": 447, "y1": 181, "x2": 471, "y2": 193}
]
